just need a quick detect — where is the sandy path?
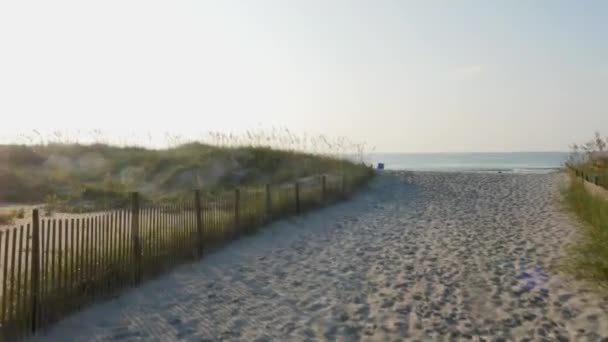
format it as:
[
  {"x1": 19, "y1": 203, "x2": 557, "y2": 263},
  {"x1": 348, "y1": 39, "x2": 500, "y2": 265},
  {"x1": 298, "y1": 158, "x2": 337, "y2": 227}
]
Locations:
[{"x1": 31, "y1": 172, "x2": 608, "y2": 341}]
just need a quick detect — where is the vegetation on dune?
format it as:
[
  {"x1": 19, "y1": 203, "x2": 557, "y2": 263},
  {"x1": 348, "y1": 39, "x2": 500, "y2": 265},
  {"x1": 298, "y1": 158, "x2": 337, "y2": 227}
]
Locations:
[
  {"x1": 0, "y1": 208, "x2": 25, "y2": 225},
  {"x1": 568, "y1": 132, "x2": 608, "y2": 170},
  {"x1": 562, "y1": 132, "x2": 608, "y2": 284},
  {"x1": 562, "y1": 176, "x2": 608, "y2": 284},
  {"x1": 0, "y1": 130, "x2": 373, "y2": 213},
  {"x1": 0, "y1": 132, "x2": 375, "y2": 339}
]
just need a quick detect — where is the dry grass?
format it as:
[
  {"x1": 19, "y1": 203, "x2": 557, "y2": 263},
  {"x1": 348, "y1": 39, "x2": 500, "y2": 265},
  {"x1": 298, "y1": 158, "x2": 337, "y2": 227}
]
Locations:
[
  {"x1": 0, "y1": 209, "x2": 24, "y2": 226},
  {"x1": 0, "y1": 129, "x2": 373, "y2": 213},
  {"x1": 561, "y1": 173, "x2": 608, "y2": 285}
]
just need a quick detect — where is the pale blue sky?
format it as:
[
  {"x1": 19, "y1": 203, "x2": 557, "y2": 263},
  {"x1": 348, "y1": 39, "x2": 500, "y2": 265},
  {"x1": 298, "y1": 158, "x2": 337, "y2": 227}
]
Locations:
[{"x1": 0, "y1": 1, "x2": 606, "y2": 152}]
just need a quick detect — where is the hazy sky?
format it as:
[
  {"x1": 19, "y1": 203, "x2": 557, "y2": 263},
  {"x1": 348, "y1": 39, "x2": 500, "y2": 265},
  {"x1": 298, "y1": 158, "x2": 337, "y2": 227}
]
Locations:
[{"x1": 0, "y1": 1, "x2": 606, "y2": 152}]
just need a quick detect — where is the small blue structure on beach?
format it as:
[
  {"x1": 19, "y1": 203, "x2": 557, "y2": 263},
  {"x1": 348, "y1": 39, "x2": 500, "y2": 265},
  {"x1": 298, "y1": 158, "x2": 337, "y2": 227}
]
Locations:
[{"x1": 377, "y1": 163, "x2": 385, "y2": 170}]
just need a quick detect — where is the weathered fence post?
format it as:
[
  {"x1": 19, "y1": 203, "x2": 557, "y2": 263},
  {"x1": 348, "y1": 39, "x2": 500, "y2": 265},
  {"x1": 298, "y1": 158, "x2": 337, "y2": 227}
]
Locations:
[
  {"x1": 234, "y1": 189, "x2": 240, "y2": 234},
  {"x1": 30, "y1": 209, "x2": 40, "y2": 334},
  {"x1": 295, "y1": 181, "x2": 301, "y2": 215},
  {"x1": 194, "y1": 190, "x2": 203, "y2": 258},
  {"x1": 265, "y1": 184, "x2": 271, "y2": 221},
  {"x1": 130, "y1": 192, "x2": 142, "y2": 284},
  {"x1": 321, "y1": 175, "x2": 327, "y2": 203}
]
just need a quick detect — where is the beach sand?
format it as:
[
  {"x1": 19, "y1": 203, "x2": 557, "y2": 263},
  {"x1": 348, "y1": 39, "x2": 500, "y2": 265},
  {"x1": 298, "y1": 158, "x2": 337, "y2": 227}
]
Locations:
[{"x1": 30, "y1": 171, "x2": 608, "y2": 341}]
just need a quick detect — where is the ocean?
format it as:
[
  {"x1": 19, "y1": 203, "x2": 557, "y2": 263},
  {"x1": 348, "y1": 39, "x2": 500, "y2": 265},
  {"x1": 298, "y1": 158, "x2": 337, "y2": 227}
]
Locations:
[{"x1": 369, "y1": 152, "x2": 569, "y2": 173}]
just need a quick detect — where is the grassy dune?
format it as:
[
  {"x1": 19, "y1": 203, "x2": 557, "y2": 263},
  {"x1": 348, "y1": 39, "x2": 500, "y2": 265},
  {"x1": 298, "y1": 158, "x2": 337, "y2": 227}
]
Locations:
[
  {"x1": 0, "y1": 142, "x2": 369, "y2": 214},
  {"x1": 0, "y1": 138, "x2": 374, "y2": 339},
  {"x1": 562, "y1": 173, "x2": 608, "y2": 284}
]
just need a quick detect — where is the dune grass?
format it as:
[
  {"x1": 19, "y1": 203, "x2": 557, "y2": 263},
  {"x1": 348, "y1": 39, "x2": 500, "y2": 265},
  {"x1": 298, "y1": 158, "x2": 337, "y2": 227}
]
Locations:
[
  {"x1": 0, "y1": 130, "x2": 374, "y2": 339},
  {"x1": 0, "y1": 209, "x2": 24, "y2": 226},
  {"x1": 0, "y1": 142, "x2": 369, "y2": 213},
  {"x1": 561, "y1": 173, "x2": 608, "y2": 284},
  {"x1": 0, "y1": 212, "x2": 15, "y2": 226}
]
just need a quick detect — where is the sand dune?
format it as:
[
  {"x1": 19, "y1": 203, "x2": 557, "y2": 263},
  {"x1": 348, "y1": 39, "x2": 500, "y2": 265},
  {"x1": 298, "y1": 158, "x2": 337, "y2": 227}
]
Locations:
[{"x1": 31, "y1": 171, "x2": 608, "y2": 341}]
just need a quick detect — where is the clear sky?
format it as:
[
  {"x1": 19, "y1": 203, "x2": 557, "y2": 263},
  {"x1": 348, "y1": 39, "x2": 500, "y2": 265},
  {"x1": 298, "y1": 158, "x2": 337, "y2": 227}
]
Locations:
[{"x1": 0, "y1": 1, "x2": 606, "y2": 152}]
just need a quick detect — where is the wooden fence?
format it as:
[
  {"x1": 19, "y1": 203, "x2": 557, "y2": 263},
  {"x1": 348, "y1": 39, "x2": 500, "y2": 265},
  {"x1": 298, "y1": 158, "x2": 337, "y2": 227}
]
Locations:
[
  {"x1": 566, "y1": 163, "x2": 608, "y2": 190},
  {"x1": 0, "y1": 171, "x2": 373, "y2": 341}
]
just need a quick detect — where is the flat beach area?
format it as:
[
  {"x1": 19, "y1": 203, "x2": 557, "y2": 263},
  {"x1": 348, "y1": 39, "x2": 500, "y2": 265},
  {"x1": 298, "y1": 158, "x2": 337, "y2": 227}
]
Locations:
[{"x1": 31, "y1": 171, "x2": 608, "y2": 341}]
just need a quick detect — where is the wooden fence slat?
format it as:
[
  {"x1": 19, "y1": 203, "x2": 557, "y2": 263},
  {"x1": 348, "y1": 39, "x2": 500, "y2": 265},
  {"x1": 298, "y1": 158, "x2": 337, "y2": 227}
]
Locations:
[
  {"x1": 169, "y1": 204, "x2": 174, "y2": 263},
  {"x1": 180, "y1": 203, "x2": 184, "y2": 258},
  {"x1": 73, "y1": 218, "x2": 78, "y2": 295},
  {"x1": 102, "y1": 214, "x2": 109, "y2": 296},
  {"x1": 110, "y1": 212, "x2": 116, "y2": 293},
  {"x1": 98, "y1": 215, "x2": 104, "y2": 296},
  {"x1": 148, "y1": 207, "x2": 154, "y2": 269},
  {"x1": 118, "y1": 211, "x2": 125, "y2": 288},
  {"x1": 155, "y1": 207, "x2": 161, "y2": 270},
  {"x1": 167, "y1": 205, "x2": 173, "y2": 267},
  {"x1": 113, "y1": 212, "x2": 119, "y2": 291},
  {"x1": 166, "y1": 205, "x2": 171, "y2": 266},
  {"x1": 117, "y1": 211, "x2": 123, "y2": 291},
  {"x1": 91, "y1": 216, "x2": 97, "y2": 299},
  {"x1": 30, "y1": 211, "x2": 40, "y2": 334},
  {"x1": 154, "y1": 208, "x2": 160, "y2": 271},
  {"x1": 122, "y1": 210, "x2": 129, "y2": 287},
  {"x1": 161, "y1": 206, "x2": 167, "y2": 271},
  {"x1": 69, "y1": 219, "x2": 75, "y2": 298},
  {"x1": 50, "y1": 219, "x2": 57, "y2": 306},
  {"x1": 185, "y1": 202, "x2": 190, "y2": 256},
  {"x1": 8, "y1": 227, "x2": 17, "y2": 328},
  {"x1": 147, "y1": 207, "x2": 153, "y2": 274},
  {"x1": 175, "y1": 204, "x2": 181, "y2": 260},
  {"x1": 20, "y1": 224, "x2": 30, "y2": 335},
  {"x1": 57, "y1": 219, "x2": 64, "y2": 318},
  {"x1": 14, "y1": 225, "x2": 24, "y2": 333},
  {"x1": 188, "y1": 202, "x2": 193, "y2": 257},
  {"x1": 131, "y1": 193, "x2": 141, "y2": 285},
  {"x1": 42, "y1": 219, "x2": 50, "y2": 316},
  {"x1": 175, "y1": 204, "x2": 179, "y2": 261},
  {"x1": 147, "y1": 208, "x2": 152, "y2": 272},
  {"x1": 181, "y1": 204, "x2": 185, "y2": 257},
  {"x1": 1, "y1": 229, "x2": 9, "y2": 328},
  {"x1": 141, "y1": 208, "x2": 147, "y2": 271},
  {"x1": 106, "y1": 213, "x2": 112, "y2": 293},
  {"x1": 79, "y1": 218, "x2": 85, "y2": 296},
  {"x1": 111, "y1": 212, "x2": 118, "y2": 292},
  {"x1": 86, "y1": 217, "x2": 92, "y2": 299},
  {"x1": 150, "y1": 207, "x2": 154, "y2": 265},
  {"x1": 96, "y1": 215, "x2": 102, "y2": 297},
  {"x1": 92, "y1": 216, "x2": 99, "y2": 299},
  {"x1": 166, "y1": 205, "x2": 171, "y2": 268},
  {"x1": 181, "y1": 203, "x2": 186, "y2": 259},
  {"x1": 84, "y1": 217, "x2": 90, "y2": 299}
]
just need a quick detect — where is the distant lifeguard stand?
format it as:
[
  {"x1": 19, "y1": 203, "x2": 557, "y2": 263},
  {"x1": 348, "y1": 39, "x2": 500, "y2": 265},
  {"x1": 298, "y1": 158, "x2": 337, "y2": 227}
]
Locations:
[{"x1": 377, "y1": 163, "x2": 385, "y2": 170}]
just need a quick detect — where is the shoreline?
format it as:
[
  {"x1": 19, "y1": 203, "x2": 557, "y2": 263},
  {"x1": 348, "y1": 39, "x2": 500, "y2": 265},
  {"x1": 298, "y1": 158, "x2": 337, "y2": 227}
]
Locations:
[{"x1": 376, "y1": 167, "x2": 563, "y2": 174}]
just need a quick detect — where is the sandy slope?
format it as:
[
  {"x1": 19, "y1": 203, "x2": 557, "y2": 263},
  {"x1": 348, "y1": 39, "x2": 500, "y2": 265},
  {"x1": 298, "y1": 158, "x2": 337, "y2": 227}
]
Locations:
[{"x1": 31, "y1": 172, "x2": 608, "y2": 341}]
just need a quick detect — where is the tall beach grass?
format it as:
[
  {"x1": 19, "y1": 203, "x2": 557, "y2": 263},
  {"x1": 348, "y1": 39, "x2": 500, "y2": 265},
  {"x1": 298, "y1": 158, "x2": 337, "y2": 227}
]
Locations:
[{"x1": 562, "y1": 132, "x2": 608, "y2": 285}]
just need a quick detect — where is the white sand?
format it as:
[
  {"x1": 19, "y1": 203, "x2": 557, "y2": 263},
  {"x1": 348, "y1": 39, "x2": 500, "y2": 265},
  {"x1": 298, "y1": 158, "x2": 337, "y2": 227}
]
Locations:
[{"x1": 30, "y1": 171, "x2": 608, "y2": 341}]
